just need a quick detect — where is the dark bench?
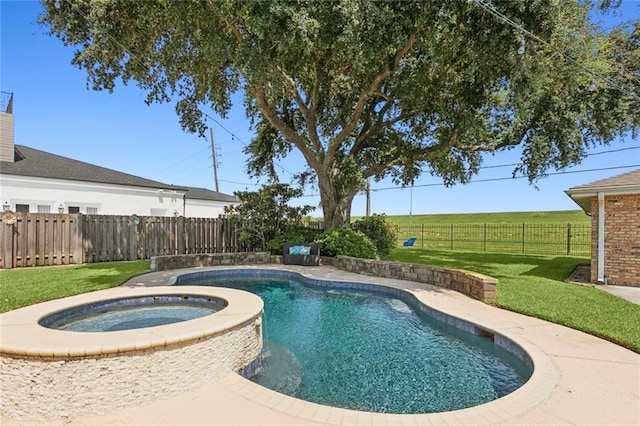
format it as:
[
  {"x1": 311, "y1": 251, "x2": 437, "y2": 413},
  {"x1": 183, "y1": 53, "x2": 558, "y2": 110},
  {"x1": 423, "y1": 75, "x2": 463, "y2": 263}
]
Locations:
[{"x1": 283, "y1": 242, "x2": 321, "y2": 266}]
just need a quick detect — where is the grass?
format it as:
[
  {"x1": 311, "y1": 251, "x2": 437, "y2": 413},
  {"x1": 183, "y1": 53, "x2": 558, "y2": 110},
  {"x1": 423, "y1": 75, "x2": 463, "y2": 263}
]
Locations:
[
  {"x1": 389, "y1": 248, "x2": 640, "y2": 353},
  {"x1": 377, "y1": 209, "x2": 591, "y2": 226},
  {"x1": 0, "y1": 261, "x2": 150, "y2": 313}
]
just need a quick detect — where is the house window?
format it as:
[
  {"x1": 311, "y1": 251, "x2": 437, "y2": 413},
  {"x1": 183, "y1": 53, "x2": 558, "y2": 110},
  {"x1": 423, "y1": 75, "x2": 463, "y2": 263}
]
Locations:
[
  {"x1": 16, "y1": 204, "x2": 29, "y2": 213},
  {"x1": 37, "y1": 205, "x2": 51, "y2": 213},
  {"x1": 68, "y1": 206, "x2": 80, "y2": 214},
  {"x1": 86, "y1": 207, "x2": 98, "y2": 215}
]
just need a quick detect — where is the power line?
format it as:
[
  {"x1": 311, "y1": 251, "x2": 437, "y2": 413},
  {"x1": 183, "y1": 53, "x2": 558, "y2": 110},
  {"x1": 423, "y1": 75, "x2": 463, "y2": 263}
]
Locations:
[
  {"x1": 472, "y1": 0, "x2": 640, "y2": 101},
  {"x1": 203, "y1": 114, "x2": 295, "y2": 177},
  {"x1": 475, "y1": 145, "x2": 640, "y2": 171},
  {"x1": 219, "y1": 178, "x2": 261, "y2": 187},
  {"x1": 150, "y1": 145, "x2": 211, "y2": 176},
  {"x1": 249, "y1": 145, "x2": 640, "y2": 196},
  {"x1": 371, "y1": 164, "x2": 640, "y2": 193}
]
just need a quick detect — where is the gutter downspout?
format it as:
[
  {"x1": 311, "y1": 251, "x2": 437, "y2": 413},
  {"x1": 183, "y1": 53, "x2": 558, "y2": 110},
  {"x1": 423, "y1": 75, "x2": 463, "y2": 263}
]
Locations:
[{"x1": 597, "y1": 192, "x2": 605, "y2": 284}]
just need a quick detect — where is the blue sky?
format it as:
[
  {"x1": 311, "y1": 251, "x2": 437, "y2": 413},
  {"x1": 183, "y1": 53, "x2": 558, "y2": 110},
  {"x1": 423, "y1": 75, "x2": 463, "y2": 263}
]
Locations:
[{"x1": 2, "y1": 1, "x2": 639, "y2": 217}]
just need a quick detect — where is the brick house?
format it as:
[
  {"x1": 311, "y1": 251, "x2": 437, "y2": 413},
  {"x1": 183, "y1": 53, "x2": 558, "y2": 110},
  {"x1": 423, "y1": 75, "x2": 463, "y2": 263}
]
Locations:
[{"x1": 565, "y1": 169, "x2": 640, "y2": 287}]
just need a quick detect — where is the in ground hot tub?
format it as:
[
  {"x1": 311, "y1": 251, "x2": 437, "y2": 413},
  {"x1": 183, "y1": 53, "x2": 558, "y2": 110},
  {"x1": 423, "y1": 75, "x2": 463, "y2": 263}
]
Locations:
[
  {"x1": 39, "y1": 294, "x2": 227, "y2": 332},
  {"x1": 0, "y1": 286, "x2": 263, "y2": 421}
]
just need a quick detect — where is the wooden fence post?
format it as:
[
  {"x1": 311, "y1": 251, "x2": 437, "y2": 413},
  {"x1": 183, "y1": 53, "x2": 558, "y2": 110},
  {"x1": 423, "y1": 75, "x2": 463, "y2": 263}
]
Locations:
[
  {"x1": 178, "y1": 216, "x2": 185, "y2": 255},
  {"x1": 2, "y1": 222, "x2": 14, "y2": 269},
  {"x1": 129, "y1": 215, "x2": 137, "y2": 260},
  {"x1": 72, "y1": 214, "x2": 83, "y2": 264}
]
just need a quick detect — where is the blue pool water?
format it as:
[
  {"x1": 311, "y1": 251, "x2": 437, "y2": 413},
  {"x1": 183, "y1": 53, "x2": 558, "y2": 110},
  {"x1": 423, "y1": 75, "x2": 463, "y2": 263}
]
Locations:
[
  {"x1": 40, "y1": 296, "x2": 226, "y2": 332},
  {"x1": 177, "y1": 271, "x2": 532, "y2": 414}
]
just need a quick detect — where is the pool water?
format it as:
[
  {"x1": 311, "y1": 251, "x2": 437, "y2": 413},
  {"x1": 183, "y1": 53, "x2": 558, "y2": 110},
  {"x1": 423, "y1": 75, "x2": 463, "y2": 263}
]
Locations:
[
  {"x1": 42, "y1": 298, "x2": 225, "y2": 332},
  {"x1": 178, "y1": 273, "x2": 532, "y2": 414}
]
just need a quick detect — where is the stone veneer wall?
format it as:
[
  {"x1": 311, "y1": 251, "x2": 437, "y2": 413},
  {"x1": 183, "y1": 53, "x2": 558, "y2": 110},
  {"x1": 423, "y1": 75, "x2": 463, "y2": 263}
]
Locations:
[
  {"x1": 323, "y1": 256, "x2": 497, "y2": 303},
  {"x1": 151, "y1": 252, "x2": 497, "y2": 303},
  {"x1": 0, "y1": 320, "x2": 262, "y2": 421},
  {"x1": 151, "y1": 251, "x2": 272, "y2": 271},
  {"x1": 590, "y1": 194, "x2": 640, "y2": 287}
]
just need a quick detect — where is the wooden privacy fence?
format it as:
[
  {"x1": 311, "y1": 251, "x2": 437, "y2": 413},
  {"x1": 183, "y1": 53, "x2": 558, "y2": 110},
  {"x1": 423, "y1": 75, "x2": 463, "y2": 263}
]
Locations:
[
  {"x1": 396, "y1": 222, "x2": 591, "y2": 256},
  {"x1": 0, "y1": 213, "x2": 249, "y2": 269}
]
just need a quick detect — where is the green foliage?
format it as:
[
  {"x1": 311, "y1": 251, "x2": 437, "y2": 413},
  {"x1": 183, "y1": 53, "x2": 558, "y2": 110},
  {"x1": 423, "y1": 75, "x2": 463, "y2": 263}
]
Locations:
[
  {"x1": 0, "y1": 261, "x2": 150, "y2": 313},
  {"x1": 267, "y1": 227, "x2": 322, "y2": 255},
  {"x1": 353, "y1": 214, "x2": 397, "y2": 259},
  {"x1": 224, "y1": 183, "x2": 314, "y2": 250},
  {"x1": 315, "y1": 228, "x2": 378, "y2": 259},
  {"x1": 40, "y1": 1, "x2": 639, "y2": 230},
  {"x1": 389, "y1": 249, "x2": 640, "y2": 353}
]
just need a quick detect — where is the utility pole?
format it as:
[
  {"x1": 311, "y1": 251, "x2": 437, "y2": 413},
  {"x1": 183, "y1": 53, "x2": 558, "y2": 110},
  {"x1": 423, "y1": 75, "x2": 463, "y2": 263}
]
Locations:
[
  {"x1": 365, "y1": 178, "x2": 371, "y2": 217},
  {"x1": 209, "y1": 127, "x2": 220, "y2": 192}
]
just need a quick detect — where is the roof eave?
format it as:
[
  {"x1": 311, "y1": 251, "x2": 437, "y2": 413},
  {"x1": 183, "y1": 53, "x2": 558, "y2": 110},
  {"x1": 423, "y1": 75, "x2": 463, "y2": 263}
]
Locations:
[{"x1": 564, "y1": 185, "x2": 640, "y2": 214}]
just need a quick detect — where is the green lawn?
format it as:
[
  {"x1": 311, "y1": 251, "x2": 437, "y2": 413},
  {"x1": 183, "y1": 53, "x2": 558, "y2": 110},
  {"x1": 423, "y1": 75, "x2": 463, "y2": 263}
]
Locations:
[
  {"x1": 389, "y1": 248, "x2": 640, "y2": 353},
  {"x1": 376, "y1": 209, "x2": 591, "y2": 226},
  {"x1": 0, "y1": 261, "x2": 150, "y2": 313}
]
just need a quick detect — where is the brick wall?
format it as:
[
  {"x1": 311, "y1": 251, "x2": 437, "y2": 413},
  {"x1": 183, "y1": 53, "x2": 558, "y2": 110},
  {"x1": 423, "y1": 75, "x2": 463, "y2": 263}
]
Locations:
[{"x1": 590, "y1": 194, "x2": 640, "y2": 287}]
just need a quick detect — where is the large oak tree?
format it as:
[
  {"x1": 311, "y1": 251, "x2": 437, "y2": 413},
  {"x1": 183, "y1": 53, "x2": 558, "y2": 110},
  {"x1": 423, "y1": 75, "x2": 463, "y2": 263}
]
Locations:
[{"x1": 41, "y1": 0, "x2": 639, "y2": 229}]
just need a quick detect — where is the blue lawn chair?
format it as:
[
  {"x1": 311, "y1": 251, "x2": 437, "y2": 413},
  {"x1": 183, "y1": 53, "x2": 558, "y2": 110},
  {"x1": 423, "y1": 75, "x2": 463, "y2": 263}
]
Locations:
[{"x1": 403, "y1": 237, "x2": 417, "y2": 247}]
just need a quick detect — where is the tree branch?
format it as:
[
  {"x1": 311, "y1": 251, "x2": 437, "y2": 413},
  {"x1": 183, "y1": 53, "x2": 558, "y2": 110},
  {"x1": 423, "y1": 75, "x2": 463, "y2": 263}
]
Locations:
[
  {"x1": 351, "y1": 110, "x2": 409, "y2": 156},
  {"x1": 325, "y1": 32, "x2": 418, "y2": 171},
  {"x1": 254, "y1": 81, "x2": 321, "y2": 171},
  {"x1": 277, "y1": 66, "x2": 323, "y2": 154}
]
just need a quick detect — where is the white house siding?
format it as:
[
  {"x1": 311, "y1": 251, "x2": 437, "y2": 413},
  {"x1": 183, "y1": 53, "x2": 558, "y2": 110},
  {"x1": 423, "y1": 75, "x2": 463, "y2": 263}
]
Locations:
[
  {"x1": 184, "y1": 197, "x2": 232, "y2": 218},
  {"x1": 0, "y1": 174, "x2": 188, "y2": 216}
]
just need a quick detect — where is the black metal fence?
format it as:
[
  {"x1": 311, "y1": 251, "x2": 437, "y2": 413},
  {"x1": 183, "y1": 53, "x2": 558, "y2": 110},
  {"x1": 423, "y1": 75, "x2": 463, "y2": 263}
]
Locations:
[{"x1": 395, "y1": 223, "x2": 591, "y2": 256}]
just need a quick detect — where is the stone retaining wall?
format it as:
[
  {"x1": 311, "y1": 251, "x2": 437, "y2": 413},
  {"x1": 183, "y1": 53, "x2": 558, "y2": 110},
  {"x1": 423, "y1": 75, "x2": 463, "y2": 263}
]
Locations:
[
  {"x1": 151, "y1": 251, "x2": 272, "y2": 271},
  {"x1": 324, "y1": 256, "x2": 496, "y2": 303},
  {"x1": 150, "y1": 252, "x2": 496, "y2": 303}
]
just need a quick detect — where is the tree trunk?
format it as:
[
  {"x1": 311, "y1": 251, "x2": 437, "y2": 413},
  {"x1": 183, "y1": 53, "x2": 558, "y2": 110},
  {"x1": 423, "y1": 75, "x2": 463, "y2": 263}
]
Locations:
[
  {"x1": 321, "y1": 196, "x2": 344, "y2": 230},
  {"x1": 318, "y1": 174, "x2": 358, "y2": 230}
]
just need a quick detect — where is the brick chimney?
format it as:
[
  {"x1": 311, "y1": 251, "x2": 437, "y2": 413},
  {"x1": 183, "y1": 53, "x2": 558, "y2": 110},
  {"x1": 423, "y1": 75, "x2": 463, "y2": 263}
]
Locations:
[{"x1": 0, "y1": 92, "x2": 15, "y2": 163}]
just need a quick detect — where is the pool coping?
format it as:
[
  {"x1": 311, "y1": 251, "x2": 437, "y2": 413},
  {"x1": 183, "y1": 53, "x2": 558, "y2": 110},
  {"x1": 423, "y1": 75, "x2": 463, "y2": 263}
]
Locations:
[
  {"x1": 2, "y1": 264, "x2": 639, "y2": 425},
  {"x1": 0, "y1": 286, "x2": 263, "y2": 358}
]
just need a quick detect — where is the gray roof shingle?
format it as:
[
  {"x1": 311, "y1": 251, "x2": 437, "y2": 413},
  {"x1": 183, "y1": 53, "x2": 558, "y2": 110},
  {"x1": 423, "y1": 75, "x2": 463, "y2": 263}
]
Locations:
[
  {"x1": 1, "y1": 145, "x2": 238, "y2": 203},
  {"x1": 565, "y1": 168, "x2": 640, "y2": 213},
  {"x1": 567, "y1": 169, "x2": 640, "y2": 191}
]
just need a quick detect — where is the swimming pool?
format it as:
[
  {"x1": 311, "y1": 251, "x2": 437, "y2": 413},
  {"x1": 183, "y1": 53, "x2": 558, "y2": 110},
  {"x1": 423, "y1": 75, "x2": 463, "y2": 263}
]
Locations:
[{"x1": 176, "y1": 269, "x2": 532, "y2": 414}]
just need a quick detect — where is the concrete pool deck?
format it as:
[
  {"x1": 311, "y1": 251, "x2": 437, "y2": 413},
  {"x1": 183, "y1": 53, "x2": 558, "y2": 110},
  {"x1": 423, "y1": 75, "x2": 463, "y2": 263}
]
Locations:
[{"x1": 2, "y1": 264, "x2": 639, "y2": 425}]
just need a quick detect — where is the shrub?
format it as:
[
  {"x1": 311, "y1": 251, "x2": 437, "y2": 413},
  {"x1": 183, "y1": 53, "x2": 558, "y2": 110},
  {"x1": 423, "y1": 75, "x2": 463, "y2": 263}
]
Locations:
[
  {"x1": 267, "y1": 228, "x2": 322, "y2": 255},
  {"x1": 223, "y1": 183, "x2": 314, "y2": 250},
  {"x1": 353, "y1": 214, "x2": 397, "y2": 259},
  {"x1": 315, "y1": 228, "x2": 378, "y2": 259}
]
